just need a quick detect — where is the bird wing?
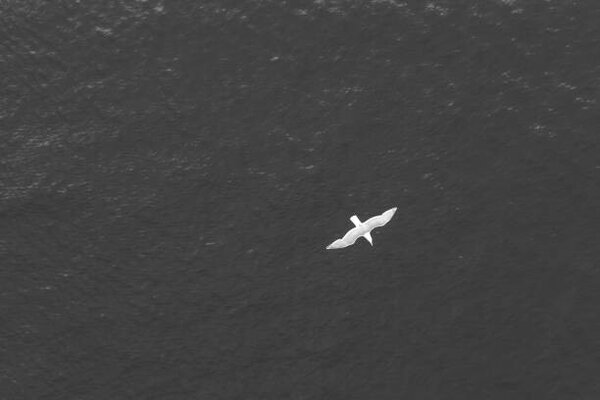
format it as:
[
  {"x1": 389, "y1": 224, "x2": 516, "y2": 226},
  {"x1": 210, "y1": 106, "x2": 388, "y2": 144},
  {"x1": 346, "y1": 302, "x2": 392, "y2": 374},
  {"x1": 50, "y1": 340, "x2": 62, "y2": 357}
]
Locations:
[
  {"x1": 326, "y1": 239, "x2": 349, "y2": 249},
  {"x1": 326, "y1": 226, "x2": 361, "y2": 249},
  {"x1": 341, "y1": 226, "x2": 362, "y2": 242},
  {"x1": 363, "y1": 207, "x2": 397, "y2": 230}
]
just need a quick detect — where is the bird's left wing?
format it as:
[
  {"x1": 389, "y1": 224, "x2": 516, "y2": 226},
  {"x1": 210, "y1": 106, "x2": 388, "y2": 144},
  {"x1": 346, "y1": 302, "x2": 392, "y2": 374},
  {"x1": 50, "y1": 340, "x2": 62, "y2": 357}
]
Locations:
[
  {"x1": 326, "y1": 227, "x2": 361, "y2": 249},
  {"x1": 364, "y1": 207, "x2": 397, "y2": 230},
  {"x1": 341, "y1": 226, "x2": 361, "y2": 242}
]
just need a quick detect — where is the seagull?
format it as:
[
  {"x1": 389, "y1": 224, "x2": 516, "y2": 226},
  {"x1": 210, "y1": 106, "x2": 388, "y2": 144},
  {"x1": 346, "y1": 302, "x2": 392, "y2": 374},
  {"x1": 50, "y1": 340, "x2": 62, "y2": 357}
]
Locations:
[{"x1": 326, "y1": 207, "x2": 397, "y2": 250}]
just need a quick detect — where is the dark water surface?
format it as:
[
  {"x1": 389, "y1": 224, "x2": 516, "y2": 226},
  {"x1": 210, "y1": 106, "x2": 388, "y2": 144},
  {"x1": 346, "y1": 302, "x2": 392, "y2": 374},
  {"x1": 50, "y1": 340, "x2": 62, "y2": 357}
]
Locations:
[{"x1": 2, "y1": 1, "x2": 600, "y2": 399}]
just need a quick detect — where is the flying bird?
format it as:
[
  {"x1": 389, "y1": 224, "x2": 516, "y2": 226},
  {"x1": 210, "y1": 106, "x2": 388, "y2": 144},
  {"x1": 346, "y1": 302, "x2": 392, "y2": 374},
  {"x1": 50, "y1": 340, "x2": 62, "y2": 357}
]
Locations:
[{"x1": 326, "y1": 207, "x2": 397, "y2": 250}]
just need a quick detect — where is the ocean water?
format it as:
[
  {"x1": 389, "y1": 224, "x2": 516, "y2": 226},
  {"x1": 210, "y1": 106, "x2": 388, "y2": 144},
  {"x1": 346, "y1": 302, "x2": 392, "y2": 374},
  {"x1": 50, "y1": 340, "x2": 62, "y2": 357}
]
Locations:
[{"x1": 2, "y1": 1, "x2": 600, "y2": 399}]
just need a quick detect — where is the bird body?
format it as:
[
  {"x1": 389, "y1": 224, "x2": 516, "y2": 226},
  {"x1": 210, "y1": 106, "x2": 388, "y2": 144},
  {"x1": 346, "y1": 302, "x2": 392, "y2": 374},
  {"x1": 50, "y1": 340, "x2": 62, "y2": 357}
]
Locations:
[{"x1": 326, "y1": 207, "x2": 397, "y2": 250}]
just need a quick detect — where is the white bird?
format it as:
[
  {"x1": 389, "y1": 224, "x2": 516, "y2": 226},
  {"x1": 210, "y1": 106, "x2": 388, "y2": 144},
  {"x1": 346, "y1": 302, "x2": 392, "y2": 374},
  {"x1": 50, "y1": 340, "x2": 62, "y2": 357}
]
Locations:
[{"x1": 326, "y1": 207, "x2": 397, "y2": 250}]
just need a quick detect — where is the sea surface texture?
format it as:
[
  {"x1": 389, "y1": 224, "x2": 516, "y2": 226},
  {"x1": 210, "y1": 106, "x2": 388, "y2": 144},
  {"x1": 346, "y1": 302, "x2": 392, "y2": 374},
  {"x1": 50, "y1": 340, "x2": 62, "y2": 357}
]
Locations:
[{"x1": 2, "y1": 1, "x2": 600, "y2": 399}]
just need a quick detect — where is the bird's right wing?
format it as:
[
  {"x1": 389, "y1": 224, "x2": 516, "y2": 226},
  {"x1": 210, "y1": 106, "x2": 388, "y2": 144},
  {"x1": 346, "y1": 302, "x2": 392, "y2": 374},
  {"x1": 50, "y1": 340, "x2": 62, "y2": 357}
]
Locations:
[{"x1": 364, "y1": 207, "x2": 397, "y2": 230}]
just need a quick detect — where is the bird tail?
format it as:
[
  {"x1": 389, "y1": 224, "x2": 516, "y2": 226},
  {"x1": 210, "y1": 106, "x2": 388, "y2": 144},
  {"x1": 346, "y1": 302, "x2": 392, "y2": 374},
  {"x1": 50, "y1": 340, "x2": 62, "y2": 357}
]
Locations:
[{"x1": 363, "y1": 232, "x2": 373, "y2": 245}]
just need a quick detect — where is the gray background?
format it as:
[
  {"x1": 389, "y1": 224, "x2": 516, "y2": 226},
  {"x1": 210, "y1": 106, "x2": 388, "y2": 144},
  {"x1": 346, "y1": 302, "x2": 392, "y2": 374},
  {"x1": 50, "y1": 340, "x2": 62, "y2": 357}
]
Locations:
[{"x1": 2, "y1": 1, "x2": 600, "y2": 399}]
